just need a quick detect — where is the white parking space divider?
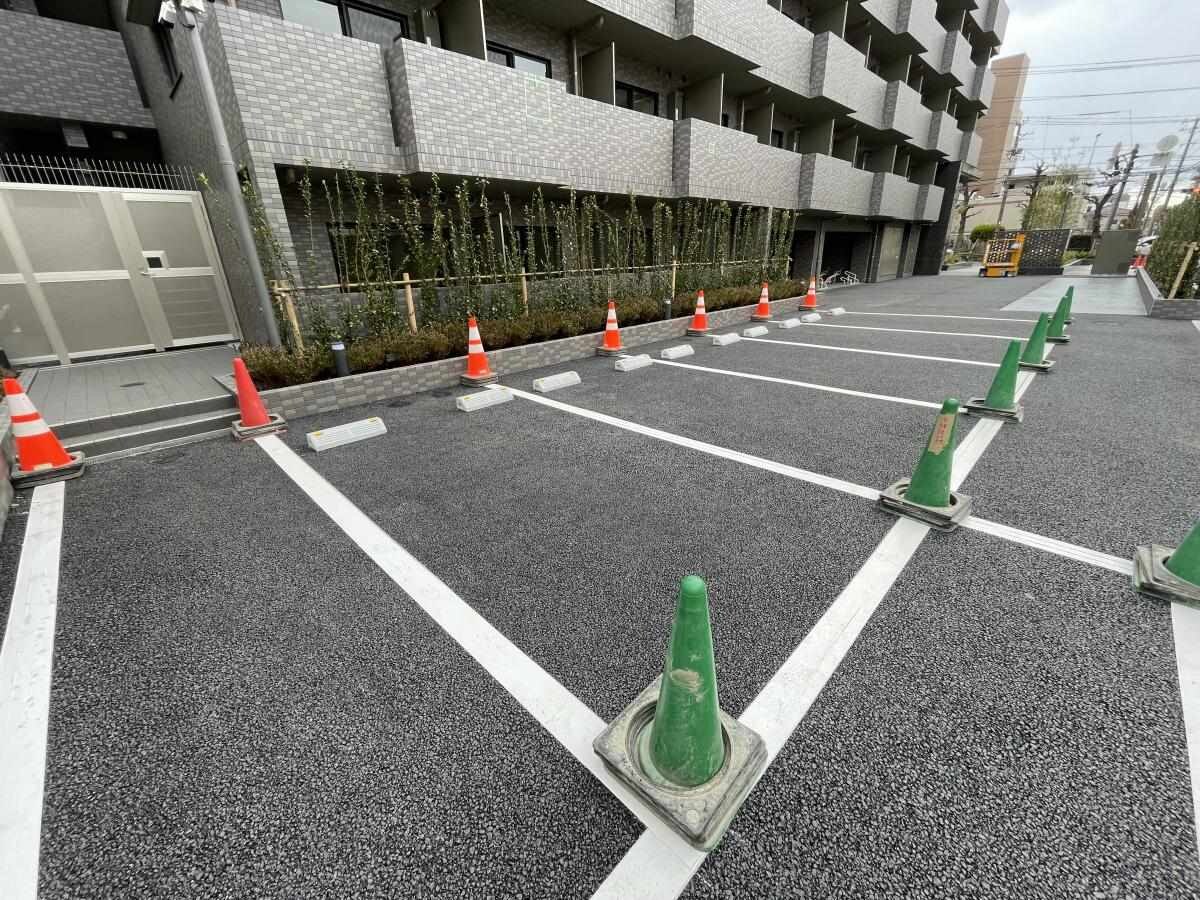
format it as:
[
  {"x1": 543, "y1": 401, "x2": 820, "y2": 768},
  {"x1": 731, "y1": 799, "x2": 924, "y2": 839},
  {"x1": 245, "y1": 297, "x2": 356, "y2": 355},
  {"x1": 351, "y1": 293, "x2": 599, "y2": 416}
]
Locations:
[
  {"x1": 742, "y1": 325, "x2": 769, "y2": 338},
  {"x1": 710, "y1": 333, "x2": 741, "y2": 346},
  {"x1": 456, "y1": 387, "x2": 513, "y2": 412},
  {"x1": 777, "y1": 318, "x2": 801, "y2": 329},
  {"x1": 306, "y1": 417, "x2": 387, "y2": 452},
  {"x1": 660, "y1": 345, "x2": 695, "y2": 360},
  {"x1": 828, "y1": 307, "x2": 847, "y2": 316},
  {"x1": 801, "y1": 313, "x2": 822, "y2": 322},
  {"x1": 615, "y1": 354, "x2": 653, "y2": 372},
  {"x1": 532, "y1": 371, "x2": 582, "y2": 393}
]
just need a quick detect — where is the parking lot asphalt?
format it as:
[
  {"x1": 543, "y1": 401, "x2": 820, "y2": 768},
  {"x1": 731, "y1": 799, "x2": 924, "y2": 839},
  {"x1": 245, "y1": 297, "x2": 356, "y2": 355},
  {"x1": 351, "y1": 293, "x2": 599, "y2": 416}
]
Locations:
[{"x1": 2, "y1": 273, "x2": 1196, "y2": 899}]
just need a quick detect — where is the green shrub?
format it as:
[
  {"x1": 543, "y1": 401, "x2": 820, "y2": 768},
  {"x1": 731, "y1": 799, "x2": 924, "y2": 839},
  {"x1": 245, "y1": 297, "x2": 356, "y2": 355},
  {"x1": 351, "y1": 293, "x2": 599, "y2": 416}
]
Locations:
[
  {"x1": 241, "y1": 344, "x2": 332, "y2": 389},
  {"x1": 970, "y1": 223, "x2": 999, "y2": 243}
]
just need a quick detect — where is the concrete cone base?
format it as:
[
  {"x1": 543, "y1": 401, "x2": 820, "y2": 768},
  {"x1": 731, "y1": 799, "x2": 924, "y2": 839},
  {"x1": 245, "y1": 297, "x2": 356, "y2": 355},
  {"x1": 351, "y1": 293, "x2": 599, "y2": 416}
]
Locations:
[
  {"x1": 750, "y1": 313, "x2": 771, "y2": 322},
  {"x1": 595, "y1": 347, "x2": 625, "y2": 357},
  {"x1": 1046, "y1": 334, "x2": 1070, "y2": 343},
  {"x1": 1132, "y1": 544, "x2": 1200, "y2": 606},
  {"x1": 1018, "y1": 359, "x2": 1055, "y2": 372},
  {"x1": 593, "y1": 677, "x2": 767, "y2": 850},
  {"x1": 878, "y1": 479, "x2": 973, "y2": 532},
  {"x1": 459, "y1": 372, "x2": 499, "y2": 386},
  {"x1": 963, "y1": 398, "x2": 1023, "y2": 422},
  {"x1": 686, "y1": 327, "x2": 710, "y2": 336},
  {"x1": 11, "y1": 451, "x2": 85, "y2": 489},
  {"x1": 231, "y1": 414, "x2": 287, "y2": 441}
]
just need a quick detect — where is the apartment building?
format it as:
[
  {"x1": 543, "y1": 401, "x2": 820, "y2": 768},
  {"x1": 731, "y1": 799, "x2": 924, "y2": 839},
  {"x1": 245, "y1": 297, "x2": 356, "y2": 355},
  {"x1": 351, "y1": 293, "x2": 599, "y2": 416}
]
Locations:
[
  {"x1": 1, "y1": 0, "x2": 1005, "y2": 345},
  {"x1": 973, "y1": 51, "x2": 1027, "y2": 196}
]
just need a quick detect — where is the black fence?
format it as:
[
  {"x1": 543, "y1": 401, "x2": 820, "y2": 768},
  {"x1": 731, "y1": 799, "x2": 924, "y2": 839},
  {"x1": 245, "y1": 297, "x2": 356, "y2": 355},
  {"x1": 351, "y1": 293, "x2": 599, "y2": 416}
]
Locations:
[{"x1": 0, "y1": 154, "x2": 198, "y2": 191}]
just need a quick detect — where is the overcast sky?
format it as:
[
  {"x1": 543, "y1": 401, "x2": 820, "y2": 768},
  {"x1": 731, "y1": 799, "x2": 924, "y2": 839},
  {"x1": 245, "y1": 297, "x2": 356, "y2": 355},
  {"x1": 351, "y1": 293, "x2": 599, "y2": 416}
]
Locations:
[{"x1": 999, "y1": 0, "x2": 1198, "y2": 189}]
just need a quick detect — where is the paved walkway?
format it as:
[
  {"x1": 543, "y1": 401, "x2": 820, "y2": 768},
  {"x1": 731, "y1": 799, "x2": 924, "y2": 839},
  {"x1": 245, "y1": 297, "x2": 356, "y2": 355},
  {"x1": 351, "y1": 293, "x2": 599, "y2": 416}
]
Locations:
[
  {"x1": 23, "y1": 346, "x2": 235, "y2": 427},
  {"x1": 1002, "y1": 275, "x2": 1144, "y2": 316}
]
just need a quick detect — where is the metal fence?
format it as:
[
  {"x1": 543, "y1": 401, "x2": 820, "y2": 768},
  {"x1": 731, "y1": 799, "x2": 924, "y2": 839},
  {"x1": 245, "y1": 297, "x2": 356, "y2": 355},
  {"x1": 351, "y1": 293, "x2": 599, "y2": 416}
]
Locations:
[{"x1": 0, "y1": 153, "x2": 199, "y2": 191}]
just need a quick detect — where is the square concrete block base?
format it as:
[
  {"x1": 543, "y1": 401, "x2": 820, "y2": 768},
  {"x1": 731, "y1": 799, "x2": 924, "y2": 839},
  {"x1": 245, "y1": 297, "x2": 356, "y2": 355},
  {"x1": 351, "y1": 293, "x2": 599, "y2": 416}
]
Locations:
[
  {"x1": 1132, "y1": 544, "x2": 1200, "y2": 606},
  {"x1": 231, "y1": 415, "x2": 287, "y2": 442},
  {"x1": 11, "y1": 451, "x2": 85, "y2": 489},
  {"x1": 459, "y1": 372, "x2": 499, "y2": 387},
  {"x1": 593, "y1": 678, "x2": 767, "y2": 851},
  {"x1": 686, "y1": 327, "x2": 710, "y2": 336},
  {"x1": 877, "y1": 479, "x2": 973, "y2": 532},
  {"x1": 962, "y1": 398, "x2": 1023, "y2": 423}
]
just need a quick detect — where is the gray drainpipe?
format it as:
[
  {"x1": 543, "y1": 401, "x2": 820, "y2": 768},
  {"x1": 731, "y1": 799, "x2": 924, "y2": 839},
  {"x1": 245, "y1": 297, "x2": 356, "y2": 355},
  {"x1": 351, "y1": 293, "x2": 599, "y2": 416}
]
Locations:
[{"x1": 178, "y1": 1, "x2": 282, "y2": 347}]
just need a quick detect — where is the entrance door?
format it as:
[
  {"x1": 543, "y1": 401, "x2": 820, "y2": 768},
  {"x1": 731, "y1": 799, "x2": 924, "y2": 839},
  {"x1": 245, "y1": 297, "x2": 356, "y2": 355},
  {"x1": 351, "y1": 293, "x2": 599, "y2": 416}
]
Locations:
[{"x1": 0, "y1": 184, "x2": 239, "y2": 365}]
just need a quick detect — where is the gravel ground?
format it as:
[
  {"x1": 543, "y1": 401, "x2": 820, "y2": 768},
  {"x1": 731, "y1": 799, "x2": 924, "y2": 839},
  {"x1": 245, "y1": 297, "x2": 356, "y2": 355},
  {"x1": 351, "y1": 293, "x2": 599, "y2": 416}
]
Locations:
[
  {"x1": 38, "y1": 439, "x2": 641, "y2": 899},
  {"x1": 683, "y1": 530, "x2": 1200, "y2": 899},
  {"x1": 287, "y1": 391, "x2": 892, "y2": 721}
]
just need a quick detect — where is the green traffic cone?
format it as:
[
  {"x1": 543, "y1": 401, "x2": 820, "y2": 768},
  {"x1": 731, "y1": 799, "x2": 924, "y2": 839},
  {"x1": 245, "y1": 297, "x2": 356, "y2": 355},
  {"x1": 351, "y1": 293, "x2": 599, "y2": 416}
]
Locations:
[
  {"x1": 1132, "y1": 517, "x2": 1200, "y2": 605},
  {"x1": 1165, "y1": 520, "x2": 1200, "y2": 586},
  {"x1": 1018, "y1": 313, "x2": 1054, "y2": 371},
  {"x1": 1063, "y1": 286, "x2": 1074, "y2": 323},
  {"x1": 646, "y1": 575, "x2": 725, "y2": 787},
  {"x1": 965, "y1": 341, "x2": 1023, "y2": 420},
  {"x1": 1047, "y1": 298, "x2": 1070, "y2": 343},
  {"x1": 904, "y1": 398, "x2": 960, "y2": 508}
]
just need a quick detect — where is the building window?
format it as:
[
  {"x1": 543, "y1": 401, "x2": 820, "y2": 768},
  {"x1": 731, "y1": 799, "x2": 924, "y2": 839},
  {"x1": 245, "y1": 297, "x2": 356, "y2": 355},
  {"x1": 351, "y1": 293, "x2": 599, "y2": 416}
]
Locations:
[
  {"x1": 721, "y1": 113, "x2": 730, "y2": 127},
  {"x1": 486, "y1": 41, "x2": 552, "y2": 78},
  {"x1": 154, "y1": 25, "x2": 183, "y2": 97},
  {"x1": 771, "y1": 129, "x2": 785, "y2": 149},
  {"x1": 615, "y1": 81, "x2": 659, "y2": 116},
  {"x1": 280, "y1": 0, "x2": 409, "y2": 48}
]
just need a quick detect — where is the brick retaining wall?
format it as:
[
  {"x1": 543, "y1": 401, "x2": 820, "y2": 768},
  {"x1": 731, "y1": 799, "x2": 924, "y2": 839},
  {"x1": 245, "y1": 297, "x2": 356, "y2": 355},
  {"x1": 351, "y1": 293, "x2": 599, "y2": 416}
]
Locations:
[
  {"x1": 260, "y1": 297, "x2": 801, "y2": 420},
  {"x1": 1134, "y1": 267, "x2": 1200, "y2": 320}
]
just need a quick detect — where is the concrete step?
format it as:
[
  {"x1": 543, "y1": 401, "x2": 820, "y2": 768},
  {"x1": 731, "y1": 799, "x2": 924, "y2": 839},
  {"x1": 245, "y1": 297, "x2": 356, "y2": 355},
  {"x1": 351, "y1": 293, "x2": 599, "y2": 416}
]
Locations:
[
  {"x1": 66, "y1": 409, "x2": 239, "y2": 462},
  {"x1": 53, "y1": 394, "x2": 236, "y2": 441}
]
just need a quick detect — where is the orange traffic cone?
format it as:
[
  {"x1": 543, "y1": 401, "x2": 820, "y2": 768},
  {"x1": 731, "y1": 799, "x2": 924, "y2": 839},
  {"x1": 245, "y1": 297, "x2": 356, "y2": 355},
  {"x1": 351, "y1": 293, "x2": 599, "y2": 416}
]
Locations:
[
  {"x1": 4, "y1": 378, "x2": 84, "y2": 487},
  {"x1": 461, "y1": 315, "x2": 498, "y2": 386},
  {"x1": 686, "y1": 290, "x2": 710, "y2": 335},
  {"x1": 801, "y1": 277, "x2": 820, "y2": 310},
  {"x1": 230, "y1": 357, "x2": 285, "y2": 440},
  {"x1": 597, "y1": 300, "x2": 625, "y2": 356},
  {"x1": 751, "y1": 282, "x2": 771, "y2": 321}
]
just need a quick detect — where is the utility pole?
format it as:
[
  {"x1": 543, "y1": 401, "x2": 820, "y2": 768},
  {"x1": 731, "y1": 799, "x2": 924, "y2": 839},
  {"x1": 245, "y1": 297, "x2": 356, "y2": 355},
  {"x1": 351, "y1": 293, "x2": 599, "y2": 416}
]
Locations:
[
  {"x1": 1106, "y1": 144, "x2": 1138, "y2": 231},
  {"x1": 1131, "y1": 173, "x2": 1156, "y2": 231},
  {"x1": 996, "y1": 120, "x2": 1023, "y2": 226},
  {"x1": 1163, "y1": 117, "x2": 1199, "y2": 214},
  {"x1": 1085, "y1": 132, "x2": 1103, "y2": 172},
  {"x1": 1020, "y1": 162, "x2": 1046, "y2": 230}
]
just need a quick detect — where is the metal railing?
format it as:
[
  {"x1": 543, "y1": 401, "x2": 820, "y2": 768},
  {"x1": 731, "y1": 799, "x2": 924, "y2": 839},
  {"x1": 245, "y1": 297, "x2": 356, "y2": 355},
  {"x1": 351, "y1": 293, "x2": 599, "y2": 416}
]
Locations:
[{"x1": 0, "y1": 153, "x2": 199, "y2": 191}]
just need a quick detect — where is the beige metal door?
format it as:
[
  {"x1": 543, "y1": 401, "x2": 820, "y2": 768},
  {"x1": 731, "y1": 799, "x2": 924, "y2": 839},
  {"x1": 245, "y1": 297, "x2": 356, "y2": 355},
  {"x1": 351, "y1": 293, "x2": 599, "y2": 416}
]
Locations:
[{"x1": 0, "y1": 184, "x2": 239, "y2": 365}]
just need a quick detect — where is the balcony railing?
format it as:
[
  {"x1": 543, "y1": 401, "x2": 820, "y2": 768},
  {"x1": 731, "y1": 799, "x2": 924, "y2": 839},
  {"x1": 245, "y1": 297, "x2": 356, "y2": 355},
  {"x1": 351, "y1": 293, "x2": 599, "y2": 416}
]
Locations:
[
  {"x1": 914, "y1": 184, "x2": 945, "y2": 222},
  {"x1": 800, "y1": 155, "x2": 873, "y2": 217},
  {"x1": 885, "y1": 81, "x2": 930, "y2": 141},
  {"x1": 927, "y1": 112, "x2": 961, "y2": 158},
  {"x1": 871, "y1": 172, "x2": 920, "y2": 219},
  {"x1": 675, "y1": 118, "x2": 805, "y2": 210},
  {"x1": 0, "y1": 154, "x2": 197, "y2": 191},
  {"x1": 942, "y1": 31, "x2": 976, "y2": 87}
]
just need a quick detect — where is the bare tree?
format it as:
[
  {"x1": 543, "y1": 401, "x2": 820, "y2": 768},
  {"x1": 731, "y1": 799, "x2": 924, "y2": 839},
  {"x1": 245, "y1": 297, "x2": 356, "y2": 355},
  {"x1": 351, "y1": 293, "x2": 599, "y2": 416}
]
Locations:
[
  {"x1": 1085, "y1": 160, "x2": 1123, "y2": 243},
  {"x1": 954, "y1": 182, "x2": 981, "y2": 251}
]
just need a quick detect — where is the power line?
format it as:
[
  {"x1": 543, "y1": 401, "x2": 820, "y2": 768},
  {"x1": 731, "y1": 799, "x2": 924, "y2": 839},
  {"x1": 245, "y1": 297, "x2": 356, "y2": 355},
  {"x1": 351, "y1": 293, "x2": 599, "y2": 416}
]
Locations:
[
  {"x1": 1011, "y1": 53, "x2": 1200, "y2": 73},
  {"x1": 993, "y1": 86, "x2": 1200, "y2": 102}
]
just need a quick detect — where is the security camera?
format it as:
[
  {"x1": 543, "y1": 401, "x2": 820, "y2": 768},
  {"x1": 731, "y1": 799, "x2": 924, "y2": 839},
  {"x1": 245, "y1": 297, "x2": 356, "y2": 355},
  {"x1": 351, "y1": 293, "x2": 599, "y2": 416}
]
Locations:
[{"x1": 157, "y1": 1, "x2": 177, "y2": 27}]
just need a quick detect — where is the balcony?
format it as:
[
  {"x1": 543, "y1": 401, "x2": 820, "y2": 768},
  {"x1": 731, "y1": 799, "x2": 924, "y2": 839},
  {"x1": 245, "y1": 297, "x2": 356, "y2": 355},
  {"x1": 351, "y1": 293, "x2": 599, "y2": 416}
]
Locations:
[
  {"x1": 810, "y1": 32, "x2": 871, "y2": 112},
  {"x1": 969, "y1": 0, "x2": 1010, "y2": 42},
  {"x1": 0, "y1": 9, "x2": 153, "y2": 128},
  {"x1": 970, "y1": 65, "x2": 996, "y2": 108},
  {"x1": 942, "y1": 31, "x2": 976, "y2": 87},
  {"x1": 862, "y1": 0, "x2": 943, "y2": 55},
  {"x1": 387, "y1": 39, "x2": 676, "y2": 197},
  {"x1": 885, "y1": 81, "x2": 930, "y2": 141},
  {"x1": 914, "y1": 183, "x2": 945, "y2": 222},
  {"x1": 927, "y1": 112, "x2": 961, "y2": 158},
  {"x1": 799, "y1": 155, "x2": 873, "y2": 217},
  {"x1": 958, "y1": 129, "x2": 983, "y2": 177},
  {"x1": 870, "y1": 172, "x2": 920, "y2": 219},
  {"x1": 674, "y1": 119, "x2": 804, "y2": 210}
]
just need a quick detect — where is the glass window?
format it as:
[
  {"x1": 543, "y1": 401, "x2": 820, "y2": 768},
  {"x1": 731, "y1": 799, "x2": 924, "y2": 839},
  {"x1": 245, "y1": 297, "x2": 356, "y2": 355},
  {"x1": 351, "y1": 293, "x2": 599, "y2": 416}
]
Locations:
[
  {"x1": 771, "y1": 129, "x2": 784, "y2": 148},
  {"x1": 281, "y1": 0, "x2": 408, "y2": 48},
  {"x1": 154, "y1": 25, "x2": 182, "y2": 96},
  {"x1": 486, "y1": 41, "x2": 552, "y2": 78},
  {"x1": 616, "y1": 81, "x2": 659, "y2": 117},
  {"x1": 280, "y1": 0, "x2": 343, "y2": 35}
]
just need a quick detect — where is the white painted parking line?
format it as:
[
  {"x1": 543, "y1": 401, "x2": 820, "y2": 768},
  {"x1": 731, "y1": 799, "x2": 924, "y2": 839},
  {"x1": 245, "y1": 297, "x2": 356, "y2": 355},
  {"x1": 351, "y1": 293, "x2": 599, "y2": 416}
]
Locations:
[
  {"x1": 252, "y1": 435, "x2": 699, "y2": 862},
  {"x1": 742, "y1": 336, "x2": 1000, "y2": 368},
  {"x1": 1173, "y1": 603, "x2": 1200, "y2": 865},
  {"x1": 843, "y1": 312, "x2": 1038, "y2": 324},
  {"x1": 496, "y1": 386, "x2": 880, "y2": 501},
  {"x1": 648, "y1": 358, "x2": 942, "y2": 409},
  {"x1": 0, "y1": 482, "x2": 66, "y2": 900},
  {"x1": 591, "y1": 349, "x2": 1050, "y2": 900},
  {"x1": 961, "y1": 516, "x2": 1133, "y2": 576},
  {"x1": 799, "y1": 322, "x2": 1024, "y2": 340}
]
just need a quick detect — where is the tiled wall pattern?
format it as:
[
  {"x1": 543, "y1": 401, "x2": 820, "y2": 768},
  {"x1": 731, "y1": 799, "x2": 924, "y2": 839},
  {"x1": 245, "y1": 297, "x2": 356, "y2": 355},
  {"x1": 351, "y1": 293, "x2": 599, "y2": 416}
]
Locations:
[
  {"x1": 674, "y1": 119, "x2": 804, "y2": 210},
  {"x1": 0, "y1": 9, "x2": 153, "y2": 127}
]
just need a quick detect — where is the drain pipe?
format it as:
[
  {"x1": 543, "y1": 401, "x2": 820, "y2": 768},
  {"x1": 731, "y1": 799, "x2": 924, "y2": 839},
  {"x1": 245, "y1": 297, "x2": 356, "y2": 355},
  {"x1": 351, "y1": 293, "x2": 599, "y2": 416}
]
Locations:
[{"x1": 177, "y1": 1, "x2": 282, "y2": 347}]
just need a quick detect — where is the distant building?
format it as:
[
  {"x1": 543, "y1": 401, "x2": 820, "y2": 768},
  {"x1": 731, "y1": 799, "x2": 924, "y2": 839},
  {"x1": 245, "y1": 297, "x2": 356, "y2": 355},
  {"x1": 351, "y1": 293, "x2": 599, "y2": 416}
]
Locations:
[{"x1": 972, "y1": 53, "x2": 1028, "y2": 197}]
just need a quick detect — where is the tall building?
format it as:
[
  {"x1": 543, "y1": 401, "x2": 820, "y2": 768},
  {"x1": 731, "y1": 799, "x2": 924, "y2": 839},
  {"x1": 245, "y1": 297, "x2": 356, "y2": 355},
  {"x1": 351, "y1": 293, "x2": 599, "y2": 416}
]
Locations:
[
  {"x1": 1, "y1": 0, "x2": 1006, "y2": 345},
  {"x1": 972, "y1": 51, "x2": 1027, "y2": 196}
]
